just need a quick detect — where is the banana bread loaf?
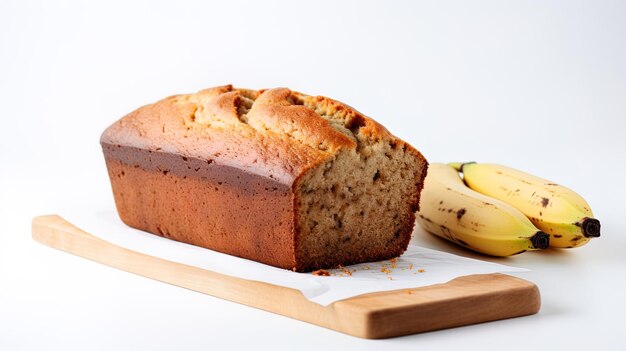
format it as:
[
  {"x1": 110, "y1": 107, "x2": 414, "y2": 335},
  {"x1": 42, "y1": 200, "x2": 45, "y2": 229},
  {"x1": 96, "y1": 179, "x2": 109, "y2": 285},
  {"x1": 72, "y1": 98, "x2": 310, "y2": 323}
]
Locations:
[{"x1": 101, "y1": 85, "x2": 428, "y2": 272}]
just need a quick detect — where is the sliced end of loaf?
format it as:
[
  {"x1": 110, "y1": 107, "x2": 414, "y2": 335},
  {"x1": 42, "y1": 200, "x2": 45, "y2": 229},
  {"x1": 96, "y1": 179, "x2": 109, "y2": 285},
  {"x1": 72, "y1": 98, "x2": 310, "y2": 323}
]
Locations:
[{"x1": 293, "y1": 124, "x2": 427, "y2": 272}]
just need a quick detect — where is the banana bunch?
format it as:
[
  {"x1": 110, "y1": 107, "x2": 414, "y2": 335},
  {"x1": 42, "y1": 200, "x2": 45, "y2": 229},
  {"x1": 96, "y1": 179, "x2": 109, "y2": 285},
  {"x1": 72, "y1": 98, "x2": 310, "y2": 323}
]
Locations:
[
  {"x1": 450, "y1": 162, "x2": 600, "y2": 248},
  {"x1": 415, "y1": 164, "x2": 550, "y2": 256},
  {"x1": 416, "y1": 163, "x2": 600, "y2": 256}
]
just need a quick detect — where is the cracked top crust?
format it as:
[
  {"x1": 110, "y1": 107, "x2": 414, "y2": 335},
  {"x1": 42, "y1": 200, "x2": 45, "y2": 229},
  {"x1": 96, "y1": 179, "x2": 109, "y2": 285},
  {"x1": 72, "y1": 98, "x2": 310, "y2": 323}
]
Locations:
[{"x1": 101, "y1": 85, "x2": 408, "y2": 185}]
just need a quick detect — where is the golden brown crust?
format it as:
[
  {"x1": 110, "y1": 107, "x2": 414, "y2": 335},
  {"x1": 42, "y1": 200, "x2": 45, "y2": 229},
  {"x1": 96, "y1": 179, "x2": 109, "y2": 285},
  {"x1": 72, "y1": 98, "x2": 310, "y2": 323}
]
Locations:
[
  {"x1": 101, "y1": 85, "x2": 428, "y2": 271},
  {"x1": 100, "y1": 85, "x2": 405, "y2": 184}
]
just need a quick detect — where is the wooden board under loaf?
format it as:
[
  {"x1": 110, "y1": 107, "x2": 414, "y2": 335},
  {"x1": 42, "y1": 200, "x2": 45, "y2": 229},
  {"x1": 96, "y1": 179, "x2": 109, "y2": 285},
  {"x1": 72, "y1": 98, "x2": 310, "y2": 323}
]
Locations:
[{"x1": 31, "y1": 215, "x2": 541, "y2": 339}]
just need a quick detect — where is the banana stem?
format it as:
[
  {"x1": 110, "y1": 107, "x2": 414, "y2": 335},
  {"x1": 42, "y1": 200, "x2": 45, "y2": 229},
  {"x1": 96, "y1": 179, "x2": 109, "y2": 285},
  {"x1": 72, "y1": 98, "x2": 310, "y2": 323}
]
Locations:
[{"x1": 448, "y1": 162, "x2": 476, "y2": 172}]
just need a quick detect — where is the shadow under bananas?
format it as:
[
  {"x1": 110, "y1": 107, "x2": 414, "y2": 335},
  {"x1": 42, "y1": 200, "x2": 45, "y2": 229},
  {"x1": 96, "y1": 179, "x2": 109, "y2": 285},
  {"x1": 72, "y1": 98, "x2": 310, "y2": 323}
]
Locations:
[{"x1": 409, "y1": 225, "x2": 584, "y2": 267}]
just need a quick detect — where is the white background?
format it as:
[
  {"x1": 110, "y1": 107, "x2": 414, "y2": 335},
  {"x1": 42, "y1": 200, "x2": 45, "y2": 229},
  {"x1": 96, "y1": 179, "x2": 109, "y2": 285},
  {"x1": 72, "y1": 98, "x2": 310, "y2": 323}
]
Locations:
[{"x1": 1, "y1": 0, "x2": 625, "y2": 350}]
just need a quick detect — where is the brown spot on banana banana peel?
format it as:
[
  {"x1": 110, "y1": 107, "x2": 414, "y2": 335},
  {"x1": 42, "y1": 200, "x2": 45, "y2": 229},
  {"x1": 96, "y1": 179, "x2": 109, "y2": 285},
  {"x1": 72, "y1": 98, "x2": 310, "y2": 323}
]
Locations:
[
  {"x1": 576, "y1": 217, "x2": 601, "y2": 238},
  {"x1": 546, "y1": 183, "x2": 559, "y2": 186},
  {"x1": 456, "y1": 208, "x2": 466, "y2": 220},
  {"x1": 529, "y1": 231, "x2": 550, "y2": 249},
  {"x1": 457, "y1": 239, "x2": 470, "y2": 247},
  {"x1": 440, "y1": 225, "x2": 454, "y2": 241},
  {"x1": 541, "y1": 197, "x2": 549, "y2": 207},
  {"x1": 418, "y1": 214, "x2": 433, "y2": 223},
  {"x1": 571, "y1": 235, "x2": 583, "y2": 244},
  {"x1": 554, "y1": 234, "x2": 563, "y2": 238}
]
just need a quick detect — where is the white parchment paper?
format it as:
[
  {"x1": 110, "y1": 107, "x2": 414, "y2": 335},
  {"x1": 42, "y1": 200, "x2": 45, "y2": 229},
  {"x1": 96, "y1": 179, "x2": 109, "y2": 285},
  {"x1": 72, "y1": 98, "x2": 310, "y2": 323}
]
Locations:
[{"x1": 60, "y1": 209, "x2": 528, "y2": 305}]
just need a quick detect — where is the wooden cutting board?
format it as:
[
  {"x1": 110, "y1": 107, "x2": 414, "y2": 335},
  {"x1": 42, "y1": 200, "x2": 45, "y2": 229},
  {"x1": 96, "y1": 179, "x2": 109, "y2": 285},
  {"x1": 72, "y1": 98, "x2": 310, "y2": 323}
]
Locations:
[{"x1": 32, "y1": 215, "x2": 540, "y2": 339}]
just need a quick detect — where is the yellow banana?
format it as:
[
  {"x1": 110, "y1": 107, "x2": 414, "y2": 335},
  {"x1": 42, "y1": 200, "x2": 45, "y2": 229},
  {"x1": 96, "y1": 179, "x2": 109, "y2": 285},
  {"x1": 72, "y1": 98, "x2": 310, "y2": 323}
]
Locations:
[
  {"x1": 416, "y1": 163, "x2": 549, "y2": 256},
  {"x1": 451, "y1": 162, "x2": 600, "y2": 248}
]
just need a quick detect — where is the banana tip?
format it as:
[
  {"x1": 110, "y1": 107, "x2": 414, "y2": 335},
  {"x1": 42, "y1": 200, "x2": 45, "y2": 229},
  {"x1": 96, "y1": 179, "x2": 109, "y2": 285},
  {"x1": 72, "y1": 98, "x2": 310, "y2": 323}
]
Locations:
[
  {"x1": 531, "y1": 231, "x2": 550, "y2": 250},
  {"x1": 581, "y1": 218, "x2": 601, "y2": 238}
]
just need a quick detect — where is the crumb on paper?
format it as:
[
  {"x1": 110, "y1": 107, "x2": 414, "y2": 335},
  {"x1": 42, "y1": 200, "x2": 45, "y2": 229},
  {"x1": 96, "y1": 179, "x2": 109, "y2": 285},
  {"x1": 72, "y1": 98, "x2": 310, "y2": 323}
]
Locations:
[
  {"x1": 406, "y1": 289, "x2": 413, "y2": 295},
  {"x1": 389, "y1": 258, "x2": 398, "y2": 269},
  {"x1": 312, "y1": 269, "x2": 330, "y2": 276},
  {"x1": 312, "y1": 258, "x2": 422, "y2": 279},
  {"x1": 339, "y1": 265, "x2": 353, "y2": 276}
]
